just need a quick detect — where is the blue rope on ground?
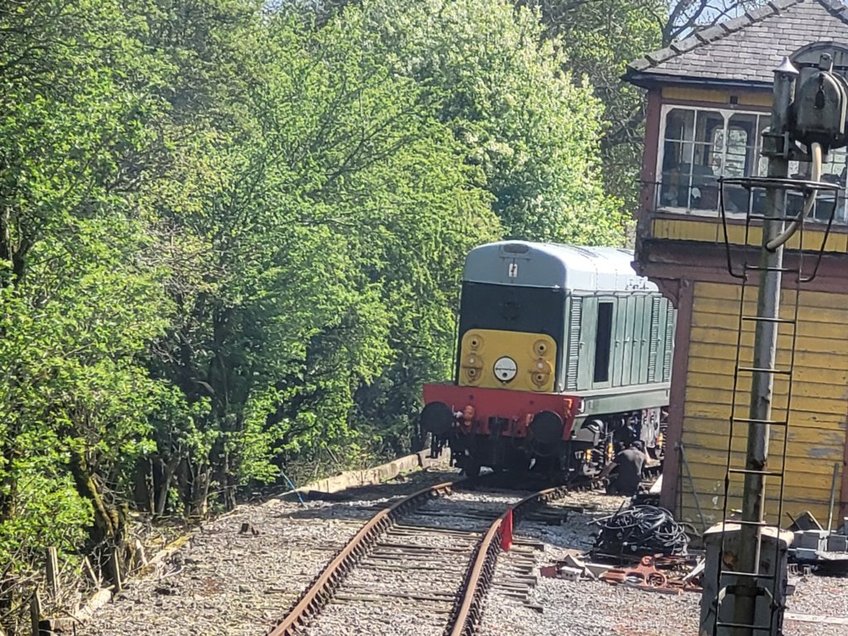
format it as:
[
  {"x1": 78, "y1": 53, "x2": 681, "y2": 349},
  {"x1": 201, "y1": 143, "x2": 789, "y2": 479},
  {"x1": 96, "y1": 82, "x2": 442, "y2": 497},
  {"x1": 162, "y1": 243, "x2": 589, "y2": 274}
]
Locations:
[{"x1": 281, "y1": 471, "x2": 305, "y2": 506}]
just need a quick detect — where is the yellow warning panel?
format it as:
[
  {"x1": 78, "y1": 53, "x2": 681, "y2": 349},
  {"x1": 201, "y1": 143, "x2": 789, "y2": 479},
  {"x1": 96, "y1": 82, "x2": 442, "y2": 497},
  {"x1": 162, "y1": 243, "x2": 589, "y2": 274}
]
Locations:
[{"x1": 459, "y1": 329, "x2": 556, "y2": 393}]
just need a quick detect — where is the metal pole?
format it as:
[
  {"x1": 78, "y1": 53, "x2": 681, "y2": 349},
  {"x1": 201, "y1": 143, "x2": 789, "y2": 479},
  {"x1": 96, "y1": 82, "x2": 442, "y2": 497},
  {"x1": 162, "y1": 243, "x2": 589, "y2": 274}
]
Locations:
[{"x1": 732, "y1": 57, "x2": 797, "y2": 636}]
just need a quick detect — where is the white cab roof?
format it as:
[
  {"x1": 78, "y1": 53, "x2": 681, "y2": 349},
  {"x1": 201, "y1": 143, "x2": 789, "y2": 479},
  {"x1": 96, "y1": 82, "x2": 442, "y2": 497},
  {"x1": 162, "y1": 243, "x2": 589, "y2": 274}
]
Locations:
[{"x1": 463, "y1": 240, "x2": 658, "y2": 293}]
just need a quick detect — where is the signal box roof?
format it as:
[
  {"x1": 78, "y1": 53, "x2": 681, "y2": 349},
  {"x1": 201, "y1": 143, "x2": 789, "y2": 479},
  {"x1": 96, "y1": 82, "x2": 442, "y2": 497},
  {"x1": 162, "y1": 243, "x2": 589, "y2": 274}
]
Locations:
[
  {"x1": 463, "y1": 241, "x2": 659, "y2": 293},
  {"x1": 625, "y1": 0, "x2": 848, "y2": 89}
]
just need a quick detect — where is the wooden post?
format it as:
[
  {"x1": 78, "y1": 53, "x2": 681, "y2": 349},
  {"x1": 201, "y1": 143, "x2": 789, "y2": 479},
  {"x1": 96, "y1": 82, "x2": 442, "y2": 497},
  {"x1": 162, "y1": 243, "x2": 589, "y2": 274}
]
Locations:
[
  {"x1": 110, "y1": 548, "x2": 123, "y2": 593},
  {"x1": 828, "y1": 463, "x2": 840, "y2": 531},
  {"x1": 45, "y1": 547, "x2": 59, "y2": 599},
  {"x1": 82, "y1": 556, "x2": 101, "y2": 588},
  {"x1": 135, "y1": 538, "x2": 147, "y2": 568},
  {"x1": 29, "y1": 590, "x2": 41, "y2": 636}
]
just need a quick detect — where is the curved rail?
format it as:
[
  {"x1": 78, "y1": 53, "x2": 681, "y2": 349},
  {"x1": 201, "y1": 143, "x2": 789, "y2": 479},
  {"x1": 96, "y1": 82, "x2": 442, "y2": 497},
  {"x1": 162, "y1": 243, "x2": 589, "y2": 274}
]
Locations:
[
  {"x1": 446, "y1": 484, "x2": 575, "y2": 636},
  {"x1": 268, "y1": 480, "x2": 461, "y2": 636}
]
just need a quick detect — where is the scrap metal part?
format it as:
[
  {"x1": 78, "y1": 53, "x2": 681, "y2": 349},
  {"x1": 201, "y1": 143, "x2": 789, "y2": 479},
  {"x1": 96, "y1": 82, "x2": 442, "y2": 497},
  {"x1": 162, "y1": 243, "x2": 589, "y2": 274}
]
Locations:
[{"x1": 600, "y1": 555, "x2": 702, "y2": 595}]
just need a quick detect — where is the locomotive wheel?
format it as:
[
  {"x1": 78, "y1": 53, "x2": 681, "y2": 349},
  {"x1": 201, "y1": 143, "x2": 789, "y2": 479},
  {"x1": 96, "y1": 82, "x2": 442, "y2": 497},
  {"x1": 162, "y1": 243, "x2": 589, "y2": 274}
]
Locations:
[{"x1": 505, "y1": 449, "x2": 530, "y2": 472}]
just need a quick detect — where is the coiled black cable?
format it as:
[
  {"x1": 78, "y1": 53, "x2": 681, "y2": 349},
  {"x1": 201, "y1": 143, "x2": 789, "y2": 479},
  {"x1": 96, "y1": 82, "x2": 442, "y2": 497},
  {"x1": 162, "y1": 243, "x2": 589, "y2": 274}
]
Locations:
[{"x1": 592, "y1": 505, "x2": 689, "y2": 557}]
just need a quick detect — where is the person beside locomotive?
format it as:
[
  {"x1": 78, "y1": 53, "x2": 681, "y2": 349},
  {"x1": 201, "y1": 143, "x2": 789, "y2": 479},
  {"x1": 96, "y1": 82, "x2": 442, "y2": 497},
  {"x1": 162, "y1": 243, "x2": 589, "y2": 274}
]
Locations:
[{"x1": 598, "y1": 440, "x2": 648, "y2": 496}]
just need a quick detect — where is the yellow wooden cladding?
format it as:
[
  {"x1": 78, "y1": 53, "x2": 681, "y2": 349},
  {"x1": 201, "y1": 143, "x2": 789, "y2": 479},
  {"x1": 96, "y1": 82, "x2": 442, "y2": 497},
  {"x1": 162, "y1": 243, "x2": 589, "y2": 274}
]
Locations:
[
  {"x1": 651, "y1": 217, "x2": 847, "y2": 252},
  {"x1": 722, "y1": 222, "x2": 846, "y2": 252},
  {"x1": 653, "y1": 219, "x2": 718, "y2": 242},
  {"x1": 785, "y1": 229, "x2": 848, "y2": 253},
  {"x1": 676, "y1": 281, "x2": 848, "y2": 530},
  {"x1": 713, "y1": 224, "x2": 843, "y2": 252},
  {"x1": 661, "y1": 87, "x2": 772, "y2": 107}
]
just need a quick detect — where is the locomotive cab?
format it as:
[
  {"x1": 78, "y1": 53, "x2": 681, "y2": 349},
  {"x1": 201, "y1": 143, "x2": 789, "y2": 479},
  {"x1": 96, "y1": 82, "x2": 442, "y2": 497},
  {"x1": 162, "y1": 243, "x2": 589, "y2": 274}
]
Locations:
[{"x1": 421, "y1": 240, "x2": 675, "y2": 479}]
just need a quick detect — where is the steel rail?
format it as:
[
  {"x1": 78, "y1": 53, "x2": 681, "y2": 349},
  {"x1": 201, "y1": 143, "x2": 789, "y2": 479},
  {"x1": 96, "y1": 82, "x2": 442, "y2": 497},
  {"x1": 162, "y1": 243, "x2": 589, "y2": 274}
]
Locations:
[
  {"x1": 445, "y1": 484, "x2": 580, "y2": 636},
  {"x1": 267, "y1": 479, "x2": 461, "y2": 636}
]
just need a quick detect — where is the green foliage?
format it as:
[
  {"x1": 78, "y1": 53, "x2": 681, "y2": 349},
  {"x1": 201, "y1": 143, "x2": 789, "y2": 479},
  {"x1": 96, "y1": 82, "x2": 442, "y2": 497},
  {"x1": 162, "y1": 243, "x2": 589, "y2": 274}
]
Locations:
[
  {"x1": 0, "y1": 0, "x2": 637, "y2": 625},
  {"x1": 520, "y1": 0, "x2": 666, "y2": 220},
  {"x1": 0, "y1": 1, "x2": 175, "y2": 624},
  {"x1": 357, "y1": 0, "x2": 625, "y2": 245},
  {"x1": 139, "y1": 7, "x2": 499, "y2": 511}
]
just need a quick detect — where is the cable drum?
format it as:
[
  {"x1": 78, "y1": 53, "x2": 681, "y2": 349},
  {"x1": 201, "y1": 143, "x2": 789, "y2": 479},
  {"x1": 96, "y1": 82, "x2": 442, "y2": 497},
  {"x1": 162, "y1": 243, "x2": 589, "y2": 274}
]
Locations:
[{"x1": 592, "y1": 505, "x2": 689, "y2": 558}]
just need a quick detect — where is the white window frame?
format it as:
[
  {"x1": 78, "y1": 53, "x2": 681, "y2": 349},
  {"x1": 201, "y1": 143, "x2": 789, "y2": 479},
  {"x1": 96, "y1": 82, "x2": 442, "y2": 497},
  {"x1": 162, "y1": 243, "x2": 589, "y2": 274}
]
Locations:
[
  {"x1": 656, "y1": 103, "x2": 848, "y2": 224},
  {"x1": 656, "y1": 104, "x2": 770, "y2": 217}
]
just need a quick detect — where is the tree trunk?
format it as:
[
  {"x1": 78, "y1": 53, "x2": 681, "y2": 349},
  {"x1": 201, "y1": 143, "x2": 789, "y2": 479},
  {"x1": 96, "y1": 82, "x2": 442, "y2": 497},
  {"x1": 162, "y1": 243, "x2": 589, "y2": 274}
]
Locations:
[
  {"x1": 0, "y1": 418, "x2": 21, "y2": 524},
  {"x1": 132, "y1": 457, "x2": 154, "y2": 512},
  {"x1": 154, "y1": 455, "x2": 180, "y2": 516},
  {"x1": 68, "y1": 448, "x2": 135, "y2": 584},
  {"x1": 0, "y1": 203, "x2": 13, "y2": 287},
  {"x1": 220, "y1": 449, "x2": 236, "y2": 512},
  {"x1": 182, "y1": 460, "x2": 210, "y2": 518}
]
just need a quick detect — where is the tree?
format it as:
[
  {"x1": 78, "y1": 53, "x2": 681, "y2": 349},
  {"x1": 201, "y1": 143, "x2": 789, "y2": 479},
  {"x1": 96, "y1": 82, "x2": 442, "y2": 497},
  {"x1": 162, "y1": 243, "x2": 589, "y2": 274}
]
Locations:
[
  {"x1": 515, "y1": 0, "x2": 661, "y2": 219},
  {"x1": 0, "y1": 0, "x2": 175, "y2": 624},
  {"x1": 355, "y1": 0, "x2": 625, "y2": 245},
  {"x1": 138, "y1": 4, "x2": 500, "y2": 513}
]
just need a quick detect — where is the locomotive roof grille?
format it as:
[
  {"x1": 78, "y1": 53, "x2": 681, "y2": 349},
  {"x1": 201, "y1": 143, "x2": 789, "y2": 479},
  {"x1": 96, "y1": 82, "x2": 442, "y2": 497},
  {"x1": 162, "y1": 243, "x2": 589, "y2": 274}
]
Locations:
[
  {"x1": 463, "y1": 240, "x2": 659, "y2": 293},
  {"x1": 501, "y1": 242, "x2": 530, "y2": 254}
]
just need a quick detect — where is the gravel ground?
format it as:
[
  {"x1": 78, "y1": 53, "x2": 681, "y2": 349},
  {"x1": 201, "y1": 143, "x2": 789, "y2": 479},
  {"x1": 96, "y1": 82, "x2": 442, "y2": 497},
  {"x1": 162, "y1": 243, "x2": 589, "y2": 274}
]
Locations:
[
  {"x1": 480, "y1": 488, "x2": 848, "y2": 636},
  {"x1": 76, "y1": 467, "x2": 460, "y2": 636},
  {"x1": 76, "y1": 468, "x2": 848, "y2": 636},
  {"x1": 785, "y1": 574, "x2": 848, "y2": 636},
  {"x1": 300, "y1": 489, "x2": 524, "y2": 636}
]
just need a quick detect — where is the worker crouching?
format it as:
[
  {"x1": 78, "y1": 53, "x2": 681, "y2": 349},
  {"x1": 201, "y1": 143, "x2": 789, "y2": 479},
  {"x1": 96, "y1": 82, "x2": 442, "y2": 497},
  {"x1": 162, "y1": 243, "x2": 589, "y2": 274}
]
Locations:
[{"x1": 599, "y1": 440, "x2": 647, "y2": 497}]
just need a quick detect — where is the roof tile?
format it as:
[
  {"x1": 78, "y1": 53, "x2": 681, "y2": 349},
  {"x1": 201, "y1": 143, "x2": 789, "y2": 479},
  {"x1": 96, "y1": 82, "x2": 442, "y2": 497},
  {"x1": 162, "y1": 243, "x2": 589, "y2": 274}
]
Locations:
[
  {"x1": 695, "y1": 25, "x2": 728, "y2": 42},
  {"x1": 626, "y1": 0, "x2": 848, "y2": 86},
  {"x1": 670, "y1": 38, "x2": 700, "y2": 54},
  {"x1": 747, "y1": 4, "x2": 776, "y2": 20},
  {"x1": 646, "y1": 48, "x2": 677, "y2": 65},
  {"x1": 629, "y1": 58, "x2": 652, "y2": 72},
  {"x1": 721, "y1": 16, "x2": 751, "y2": 32}
]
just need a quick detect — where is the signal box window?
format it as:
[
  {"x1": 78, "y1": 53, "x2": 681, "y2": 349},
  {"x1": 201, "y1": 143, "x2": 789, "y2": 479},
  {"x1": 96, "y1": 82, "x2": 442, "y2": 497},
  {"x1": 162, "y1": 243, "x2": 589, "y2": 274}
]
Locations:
[{"x1": 593, "y1": 302, "x2": 613, "y2": 383}]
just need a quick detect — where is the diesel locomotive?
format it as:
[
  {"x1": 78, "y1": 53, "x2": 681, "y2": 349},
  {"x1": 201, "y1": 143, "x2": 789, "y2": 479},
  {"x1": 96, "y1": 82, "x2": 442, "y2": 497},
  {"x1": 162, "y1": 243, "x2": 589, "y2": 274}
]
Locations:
[{"x1": 420, "y1": 240, "x2": 676, "y2": 478}]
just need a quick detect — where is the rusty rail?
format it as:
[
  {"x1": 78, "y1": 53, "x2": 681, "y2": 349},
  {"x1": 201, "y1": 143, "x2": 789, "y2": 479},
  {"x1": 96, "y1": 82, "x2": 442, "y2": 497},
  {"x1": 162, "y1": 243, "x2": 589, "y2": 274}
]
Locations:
[
  {"x1": 445, "y1": 484, "x2": 577, "y2": 636},
  {"x1": 267, "y1": 480, "x2": 460, "y2": 636}
]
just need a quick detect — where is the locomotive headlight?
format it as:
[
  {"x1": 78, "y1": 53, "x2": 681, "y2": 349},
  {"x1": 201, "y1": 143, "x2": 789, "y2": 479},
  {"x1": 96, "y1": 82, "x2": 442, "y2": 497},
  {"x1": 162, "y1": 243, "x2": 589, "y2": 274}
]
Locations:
[
  {"x1": 493, "y1": 356, "x2": 518, "y2": 382},
  {"x1": 530, "y1": 358, "x2": 552, "y2": 387},
  {"x1": 533, "y1": 340, "x2": 550, "y2": 357},
  {"x1": 462, "y1": 348, "x2": 483, "y2": 385}
]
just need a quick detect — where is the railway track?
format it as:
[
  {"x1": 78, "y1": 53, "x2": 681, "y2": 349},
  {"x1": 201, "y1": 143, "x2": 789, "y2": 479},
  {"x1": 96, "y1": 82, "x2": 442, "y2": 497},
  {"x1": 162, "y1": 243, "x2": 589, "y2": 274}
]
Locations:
[{"x1": 267, "y1": 477, "x2": 581, "y2": 636}]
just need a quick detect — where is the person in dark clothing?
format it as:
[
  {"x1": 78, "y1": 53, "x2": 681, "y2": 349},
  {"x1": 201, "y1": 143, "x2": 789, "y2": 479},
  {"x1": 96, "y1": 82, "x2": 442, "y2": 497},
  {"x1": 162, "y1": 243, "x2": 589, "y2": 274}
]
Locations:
[{"x1": 598, "y1": 441, "x2": 647, "y2": 496}]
